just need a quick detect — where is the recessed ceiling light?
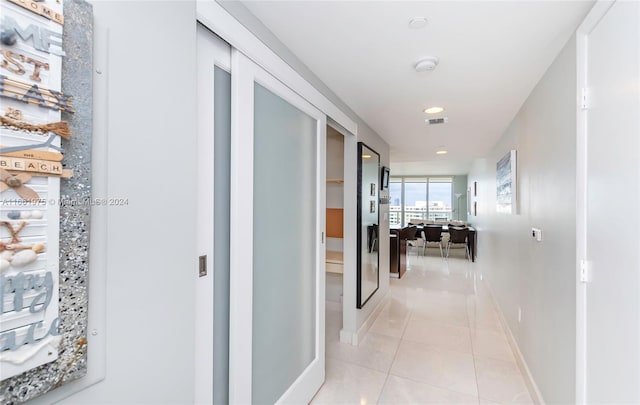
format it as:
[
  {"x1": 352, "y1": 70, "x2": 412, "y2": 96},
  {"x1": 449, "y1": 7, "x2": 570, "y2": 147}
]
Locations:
[
  {"x1": 436, "y1": 150, "x2": 448, "y2": 155},
  {"x1": 362, "y1": 154, "x2": 372, "y2": 159},
  {"x1": 414, "y1": 56, "x2": 439, "y2": 72},
  {"x1": 408, "y1": 17, "x2": 428, "y2": 29},
  {"x1": 424, "y1": 106, "x2": 445, "y2": 114}
]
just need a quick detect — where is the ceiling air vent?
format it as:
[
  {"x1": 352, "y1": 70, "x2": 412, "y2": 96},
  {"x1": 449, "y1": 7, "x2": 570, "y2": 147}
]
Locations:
[{"x1": 426, "y1": 117, "x2": 448, "y2": 125}]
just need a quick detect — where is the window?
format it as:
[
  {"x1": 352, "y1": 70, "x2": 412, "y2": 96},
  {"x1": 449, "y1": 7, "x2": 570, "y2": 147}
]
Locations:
[
  {"x1": 389, "y1": 178, "x2": 402, "y2": 226},
  {"x1": 389, "y1": 177, "x2": 454, "y2": 226}
]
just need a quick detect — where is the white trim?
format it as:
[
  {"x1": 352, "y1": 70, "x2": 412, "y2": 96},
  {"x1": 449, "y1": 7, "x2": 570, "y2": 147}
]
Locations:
[
  {"x1": 574, "y1": 3, "x2": 616, "y2": 403},
  {"x1": 317, "y1": 115, "x2": 327, "y2": 375},
  {"x1": 196, "y1": 1, "x2": 357, "y2": 137},
  {"x1": 195, "y1": 24, "x2": 231, "y2": 404},
  {"x1": 578, "y1": 1, "x2": 615, "y2": 34},
  {"x1": 276, "y1": 357, "x2": 324, "y2": 405},
  {"x1": 339, "y1": 329, "x2": 354, "y2": 345},
  {"x1": 325, "y1": 118, "x2": 359, "y2": 345},
  {"x1": 229, "y1": 49, "x2": 254, "y2": 405},
  {"x1": 338, "y1": 291, "x2": 388, "y2": 346},
  {"x1": 352, "y1": 292, "x2": 388, "y2": 345},
  {"x1": 486, "y1": 283, "x2": 545, "y2": 405},
  {"x1": 575, "y1": 27, "x2": 588, "y2": 405},
  {"x1": 341, "y1": 133, "x2": 358, "y2": 341},
  {"x1": 199, "y1": 23, "x2": 232, "y2": 73}
]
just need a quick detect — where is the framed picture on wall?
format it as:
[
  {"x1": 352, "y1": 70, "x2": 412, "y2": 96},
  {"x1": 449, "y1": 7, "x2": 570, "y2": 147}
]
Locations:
[
  {"x1": 380, "y1": 166, "x2": 390, "y2": 190},
  {"x1": 496, "y1": 150, "x2": 517, "y2": 214},
  {"x1": 370, "y1": 183, "x2": 376, "y2": 196}
]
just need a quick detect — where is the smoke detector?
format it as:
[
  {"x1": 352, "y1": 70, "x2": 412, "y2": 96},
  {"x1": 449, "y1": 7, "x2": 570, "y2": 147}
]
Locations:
[{"x1": 414, "y1": 56, "x2": 439, "y2": 72}]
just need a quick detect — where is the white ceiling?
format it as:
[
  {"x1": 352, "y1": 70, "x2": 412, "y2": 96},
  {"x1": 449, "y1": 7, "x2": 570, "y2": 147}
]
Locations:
[{"x1": 240, "y1": 1, "x2": 594, "y2": 175}]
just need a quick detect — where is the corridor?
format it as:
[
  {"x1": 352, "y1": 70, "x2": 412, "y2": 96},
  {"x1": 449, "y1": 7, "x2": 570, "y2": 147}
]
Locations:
[{"x1": 313, "y1": 251, "x2": 532, "y2": 404}]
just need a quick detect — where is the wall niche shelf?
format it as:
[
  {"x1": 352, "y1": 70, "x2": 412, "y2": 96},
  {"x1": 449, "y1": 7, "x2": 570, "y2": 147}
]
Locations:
[{"x1": 326, "y1": 178, "x2": 344, "y2": 184}]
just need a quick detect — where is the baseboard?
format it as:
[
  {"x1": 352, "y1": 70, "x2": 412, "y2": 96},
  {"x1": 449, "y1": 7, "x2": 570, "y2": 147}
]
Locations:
[
  {"x1": 485, "y1": 282, "x2": 546, "y2": 405},
  {"x1": 352, "y1": 292, "x2": 389, "y2": 345},
  {"x1": 339, "y1": 329, "x2": 353, "y2": 345}
]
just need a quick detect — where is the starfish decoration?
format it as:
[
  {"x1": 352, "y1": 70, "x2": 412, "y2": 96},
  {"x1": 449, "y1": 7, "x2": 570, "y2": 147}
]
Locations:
[
  {"x1": 0, "y1": 169, "x2": 40, "y2": 202},
  {"x1": 0, "y1": 221, "x2": 27, "y2": 243}
]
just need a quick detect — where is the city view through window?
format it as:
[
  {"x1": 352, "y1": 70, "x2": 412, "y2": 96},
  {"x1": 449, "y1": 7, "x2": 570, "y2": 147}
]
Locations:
[{"x1": 389, "y1": 177, "x2": 454, "y2": 226}]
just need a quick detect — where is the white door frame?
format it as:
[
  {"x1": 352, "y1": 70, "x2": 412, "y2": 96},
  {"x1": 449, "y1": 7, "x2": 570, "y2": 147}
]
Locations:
[
  {"x1": 230, "y1": 50, "x2": 326, "y2": 404},
  {"x1": 575, "y1": 2, "x2": 618, "y2": 403},
  {"x1": 195, "y1": 24, "x2": 231, "y2": 404}
]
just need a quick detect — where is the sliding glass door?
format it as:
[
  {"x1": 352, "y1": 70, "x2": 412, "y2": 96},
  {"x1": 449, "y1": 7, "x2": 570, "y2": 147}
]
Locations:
[
  {"x1": 197, "y1": 27, "x2": 326, "y2": 404},
  {"x1": 229, "y1": 51, "x2": 326, "y2": 404}
]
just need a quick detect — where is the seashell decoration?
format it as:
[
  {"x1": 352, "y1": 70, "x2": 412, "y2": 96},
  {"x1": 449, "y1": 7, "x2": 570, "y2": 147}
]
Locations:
[
  {"x1": 5, "y1": 210, "x2": 45, "y2": 220},
  {"x1": 0, "y1": 259, "x2": 9, "y2": 272},
  {"x1": 10, "y1": 249, "x2": 37, "y2": 267},
  {"x1": 0, "y1": 242, "x2": 46, "y2": 268}
]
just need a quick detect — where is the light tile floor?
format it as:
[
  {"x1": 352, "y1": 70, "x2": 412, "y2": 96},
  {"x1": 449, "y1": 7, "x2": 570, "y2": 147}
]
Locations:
[{"x1": 312, "y1": 249, "x2": 533, "y2": 405}]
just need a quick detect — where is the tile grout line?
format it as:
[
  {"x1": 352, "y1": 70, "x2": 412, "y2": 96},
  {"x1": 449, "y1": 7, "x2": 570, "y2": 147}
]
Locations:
[
  {"x1": 377, "y1": 291, "x2": 410, "y2": 404},
  {"x1": 390, "y1": 265, "x2": 483, "y2": 401},
  {"x1": 467, "y1": 273, "x2": 482, "y2": 405},
  {"x1": 324, "y1": 258, "x2": 496, "y2": 404},
  {"x1": 384, "y1": 371, "x2": 483, "y2": 402},
  {"x1": 377, "y1": 302, "x2": 411, "y2": 404},
  {"x1": 375, "y1": 369, "x2": 392, "y2": 405}
]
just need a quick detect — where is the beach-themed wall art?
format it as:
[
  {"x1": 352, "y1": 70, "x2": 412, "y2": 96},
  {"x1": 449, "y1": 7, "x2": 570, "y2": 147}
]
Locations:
[
  {"x1": 0, "y1": 0, "x2": 92, "y2": 402},
  {"x1": 496, "y1": 150, "x2": 517, "y2": 214}
]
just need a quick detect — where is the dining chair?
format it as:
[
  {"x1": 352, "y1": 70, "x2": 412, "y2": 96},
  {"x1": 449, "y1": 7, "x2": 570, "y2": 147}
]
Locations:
[
  {"x1": 446, "y1": 226, "x2": 471, "y2": 261},
  {"x1": 403, "y1": 225, "x2": 418, "y2": 255},
  {"x1": 421, "y1": 225, "x2": 444, "y2": 257}
]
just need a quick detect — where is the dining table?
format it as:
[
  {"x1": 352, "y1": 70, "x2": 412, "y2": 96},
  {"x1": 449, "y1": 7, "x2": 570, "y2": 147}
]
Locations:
[{"x1": 390, "y1": 224, "x2": 477, "y2": 263}]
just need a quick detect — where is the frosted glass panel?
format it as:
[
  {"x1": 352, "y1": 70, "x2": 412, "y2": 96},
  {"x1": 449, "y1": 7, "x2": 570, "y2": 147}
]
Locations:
[
  {"x1": 213, "y1": 66, "x2": 230, "y2": 405},
  {"x1": 252, "y1": 83, "x2": 317, "y2": 404}
]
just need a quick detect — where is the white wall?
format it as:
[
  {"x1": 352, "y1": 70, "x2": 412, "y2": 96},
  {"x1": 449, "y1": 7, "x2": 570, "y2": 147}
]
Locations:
[
  {"x1": 468, "y1": 35, "x2": 577, "y2": 403},
  {"x1": 35, "y1": 2, "x2": 198, "y2": 403}
]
